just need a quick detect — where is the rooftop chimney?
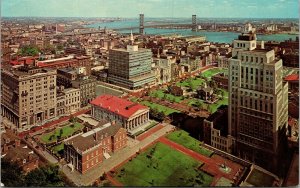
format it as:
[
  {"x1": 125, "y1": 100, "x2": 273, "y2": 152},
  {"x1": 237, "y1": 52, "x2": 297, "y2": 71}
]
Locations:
[{"x1": 15, "y1": 139, "x2": 20, "y2": 147}]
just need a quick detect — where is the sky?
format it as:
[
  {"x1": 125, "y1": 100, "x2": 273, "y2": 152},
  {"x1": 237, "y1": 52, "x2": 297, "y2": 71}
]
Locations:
[{"x1": 2, "y1": 0, "x2": 299, "y2": 18}]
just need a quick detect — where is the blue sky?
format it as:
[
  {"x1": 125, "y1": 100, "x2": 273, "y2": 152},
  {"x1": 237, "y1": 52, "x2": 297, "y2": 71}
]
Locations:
[{"x1": 2, "y1": 0, "x2": 299, "y2": 18}]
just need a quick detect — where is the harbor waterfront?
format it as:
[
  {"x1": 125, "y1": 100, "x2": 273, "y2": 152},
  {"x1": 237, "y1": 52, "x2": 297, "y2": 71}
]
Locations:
[{"x1": 87, "y1": 20, "x2": 298, "y2": 43}]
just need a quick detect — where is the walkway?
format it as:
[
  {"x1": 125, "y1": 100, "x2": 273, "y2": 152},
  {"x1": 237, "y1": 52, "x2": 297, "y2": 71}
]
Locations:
[
  {"x1": 106, "y1": 173, "x2": 123, "y2": 186},
  {"x1": 62, "y1": 123, "x2": 175, "y2": 186},
  {"x1": 136, "y1": 123, "x2": 164, "y2": 141}
]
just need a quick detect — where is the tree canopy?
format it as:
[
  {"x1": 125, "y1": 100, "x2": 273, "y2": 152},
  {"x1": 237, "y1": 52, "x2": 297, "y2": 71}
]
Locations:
[
  {"x1": 19, "y1": 45, "x2": 40, "y2": 56},
  {"x1": 1, "y1": 159, "x2": 66, "y2": 187}
]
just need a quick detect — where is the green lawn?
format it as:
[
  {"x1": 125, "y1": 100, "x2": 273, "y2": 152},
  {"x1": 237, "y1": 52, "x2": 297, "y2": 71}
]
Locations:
[
  {"x1": 150, "y1": 90, "x2": 183, "y2": 103},
  {"x1": 114, "y1": 142, "x2": 213, "y2": 186},
  {"x1": 209, "y1": 97, "x2": 228, "y2": 113},
  {"x1": 166, "y1": 130, "x2": 214, "y2": 157},
  {"x1": 141, "y1": 101, "x2": 180, "y2": 116},
  {"x1": 51, "y1": 143, "x2": 64, "y2": 154},
  {"x1": 40, "y1": 122, "x2": 83, "y2": 144},
  {"x1": 176, "y1": 77, "x2": 205, "y2": 90},
  {"x1": 187, "y1": 97, "x2": 228, "y2": 113},
  {"x1": 201, "y1": 68, "x2": 228, "y2": 79}
]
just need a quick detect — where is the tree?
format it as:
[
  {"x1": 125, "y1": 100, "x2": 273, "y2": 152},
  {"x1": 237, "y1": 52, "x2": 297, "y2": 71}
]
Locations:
[
  {"x1": 60, "y1": 129, "x2": 63, "y2": 136},
  {"x1": 19, "y1": 45, "x2": 40, "y2": 56},
  {"x1": 25, "y1": 164, "x2": 64, "y2": 187},
  {"x1": 1, "y1": 158, "x2": 24, "y2": 187},
  {"x1": 25, "y1": 168, "x2": 47, "y2": 187}
]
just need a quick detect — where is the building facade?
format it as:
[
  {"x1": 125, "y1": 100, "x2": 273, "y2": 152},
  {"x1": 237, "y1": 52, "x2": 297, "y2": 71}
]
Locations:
[
  {"x1": 71, "y1": 76, "x2": 97, "y2": 107},
  {"x1": 108, "y1": 33, "x2": 155, "y2": 90},
  {"x1": 1, "y1": 66, "x2": 57, "y2": 131},
  {"x1": 203, "y1": 106, "x2": 232, "y2": 153},
  {"x1": 228, "y1": 24, "x2": 288, "y2": 172},
  {"x1": 64, "y1": 121, "x2": 127, "y2": 174},
  {"x1": 90, "y1": 95, "x2": 150, "y2": 131}
]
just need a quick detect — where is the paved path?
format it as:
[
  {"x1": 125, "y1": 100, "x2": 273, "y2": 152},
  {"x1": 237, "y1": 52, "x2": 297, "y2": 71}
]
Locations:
[
  {"x1": 106, "y1": 173, "x2": 123, "y2": 186},
  {"x1": 62, "y1": 123, "x2": 175, "y2": 186},
  {"x1": 137, "y1": 123, "x2": 164, "y2": 141}
]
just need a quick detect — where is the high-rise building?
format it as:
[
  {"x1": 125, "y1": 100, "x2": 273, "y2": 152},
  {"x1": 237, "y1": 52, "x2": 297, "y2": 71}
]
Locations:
[
  {"x1": 108, "y1": 32, "x2": 155, "y2": 90},
  {"x1": 1, "y1": 65, "x2": 57, "y2": 131},
  {"x1": 228, "y1": 24, "x2": 288, "y2": 172},
  {"x1": 139, "y1": 14, "x2": 144, "y2": 35},
  {"x1": 192, "y1": 15, "x2": 197, "y2": 32}
]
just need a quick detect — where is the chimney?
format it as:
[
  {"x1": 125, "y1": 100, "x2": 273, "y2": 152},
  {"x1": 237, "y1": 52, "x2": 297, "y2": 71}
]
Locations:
[
  {"x1": 15, "y1": 139, "x2": 20, "y2": 147},
  {"x1": 28, "y1": 154, "x2": 33, "y2": 161},
  {"x1": 94, "y1": 132, "x2": 98, "y2": 141},
  {"x1": 3, "y1": 144, "x2": 8, "y2": 152}
]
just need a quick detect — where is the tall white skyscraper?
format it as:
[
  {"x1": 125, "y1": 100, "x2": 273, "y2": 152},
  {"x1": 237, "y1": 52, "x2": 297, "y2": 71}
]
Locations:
[{"x1": 228, "y1": 24, "x2": 288, "y2": 172}]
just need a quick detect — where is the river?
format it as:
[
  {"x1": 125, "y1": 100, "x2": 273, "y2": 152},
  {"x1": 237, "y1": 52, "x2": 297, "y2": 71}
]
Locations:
[{"x1": 86, "y1": 19, "x2": 298, "y2": 44}]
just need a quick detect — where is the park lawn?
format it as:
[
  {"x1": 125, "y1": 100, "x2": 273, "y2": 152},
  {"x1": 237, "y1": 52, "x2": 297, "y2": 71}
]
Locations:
[
  {"x1": 202, "y1": 68, "x2": 228, "y2": 79},
  {"x1": 114, "y1": 142, "x2": 213, "y2": 187},
  {"x1": 40, "y1": 122, "x2": 83, "y2": 144},
  {"x1": 209, "y1": 97, "x2": 229, "y2": 113},
  {"x1": 140, "y1": 101, "x2": 180, "y2": 116},
  {"x1": 51, "y1": 143, "x2": 64, "y2": 154},
  {"x1": 219, "y1": 89, "x2": 229, "y2": 98},
  {"x1": 150, "y1": 90, "x2": 183, "y2": 103},
  {"x1": 129, "y1": 96, "x2": 139, "y2": 103},
  {"x1": 176, "y1": 77, "x2": 205, "y2": 90},
  {"x1": 166, "y1": 130, "x2": 213, "y2": 157},
  {"x1": 187, "y1": 97, "x2": 228, "y2": 113}
]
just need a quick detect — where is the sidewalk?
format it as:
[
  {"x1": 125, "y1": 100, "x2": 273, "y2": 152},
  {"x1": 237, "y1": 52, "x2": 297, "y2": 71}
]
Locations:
[{"x1": 62, "y1": 123, "x2": 174, "y2": 186}]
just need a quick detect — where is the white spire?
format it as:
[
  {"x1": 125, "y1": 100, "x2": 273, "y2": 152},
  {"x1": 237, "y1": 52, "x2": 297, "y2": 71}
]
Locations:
[{"x1": 130, "y1": 30, "x2": 134, "y2": 44}]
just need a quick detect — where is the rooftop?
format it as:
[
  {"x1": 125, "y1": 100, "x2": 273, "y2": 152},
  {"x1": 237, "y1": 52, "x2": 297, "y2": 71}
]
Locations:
[
  {"x1": 90, "y1": 95, "x2": 148, "y2": 118},
  {"x1": 65, "y1": 121, "x2": 123, "y2": 152},
  {"x1": 284, "y1": 74, "x2": 299, "y2": 81}
]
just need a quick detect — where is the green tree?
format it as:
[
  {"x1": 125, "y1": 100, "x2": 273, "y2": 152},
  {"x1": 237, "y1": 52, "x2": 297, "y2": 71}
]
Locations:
[
  {"x1": 25, "y1": 164, "x2": 64, "y2": 187},
  {"x1": 25, "y1": 168, "x2": 47, "y2": 186},
  {"x1": 1, "y1": 158, "x2": 24, "y2": 187},
  {"x1": 19, "y1": 45, "x2": 40, "y2": 56},
  {"x1": 60, "y1": 129, "x2": 63, "y2": 136}
]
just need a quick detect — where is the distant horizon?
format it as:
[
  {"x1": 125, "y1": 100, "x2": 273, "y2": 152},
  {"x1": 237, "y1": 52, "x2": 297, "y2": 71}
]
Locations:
[
  {"x1": 2, "y1": 16, "x2": 299, "y2": 19},
  {"x1": 2, "y1": 0, "x2": 299, "y2": 18}
]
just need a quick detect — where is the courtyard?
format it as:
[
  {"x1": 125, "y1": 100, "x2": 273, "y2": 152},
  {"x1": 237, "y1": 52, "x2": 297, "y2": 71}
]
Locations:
[{"x1": 39, "y1": 122, "x2": 84, "y2": 144}]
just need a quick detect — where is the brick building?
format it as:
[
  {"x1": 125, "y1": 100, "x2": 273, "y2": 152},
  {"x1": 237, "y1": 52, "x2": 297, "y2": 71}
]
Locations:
[
  {"x1": 1, "y1": 65, "x2": 57, "y2": 131},
  {"x1": 203, "y1": 105, "x2": 232, "y2": 153},
  {"x1": 90, "y1": 95, "x2": 150, "y2": 131},
  {"x1": 212, "y1": 73, "x2": 229, "y2": 89},
  {"x1": 64, "y1": 121, "x2": 127, "y2": 174},
  {"x1": 1, "y1": 131, "x2": 39, "y2": 173}
]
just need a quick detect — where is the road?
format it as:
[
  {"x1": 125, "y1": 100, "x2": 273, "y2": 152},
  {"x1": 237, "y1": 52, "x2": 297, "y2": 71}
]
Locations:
[{"x1": 62, "y1": 123, "x2": 175, "y2": 186}]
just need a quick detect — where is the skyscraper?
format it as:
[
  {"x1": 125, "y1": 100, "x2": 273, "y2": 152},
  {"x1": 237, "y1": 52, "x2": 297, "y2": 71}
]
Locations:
[
  {"x1": 228, "y1": 24, "x2": 288, "y2": 172},
  {"x1": 108, "y1": 32, "x2": 155, "y2": 90}
]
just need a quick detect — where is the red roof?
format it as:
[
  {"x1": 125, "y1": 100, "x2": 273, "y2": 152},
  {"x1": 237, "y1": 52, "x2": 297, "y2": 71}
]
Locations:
[
  {"x1": 90, "y1": 95, "x2": 148, "y2": 118},
  {"x1": 10, "y1": 57, "x2": 35, "y2": 65},
  {"x1": 284, "y1": 74, "x2": 299, "y2": 81}
]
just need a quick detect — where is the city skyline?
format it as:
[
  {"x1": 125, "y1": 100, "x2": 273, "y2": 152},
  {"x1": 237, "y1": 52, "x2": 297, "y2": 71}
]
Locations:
[{"x1": 2, "y1": 0, "x2": 299, "y2": 18}]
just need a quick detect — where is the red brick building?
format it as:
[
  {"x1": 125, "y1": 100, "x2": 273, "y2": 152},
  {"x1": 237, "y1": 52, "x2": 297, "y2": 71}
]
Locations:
[
  {"x1": 64, "y1": 121, "x2": 127, "y2": 174},
  {"x1": 1, "y1": 131, "x2": 39, "y2": 173},
  {"x1": 37, "y1": 56, "x2": 92, "y2": 75}
]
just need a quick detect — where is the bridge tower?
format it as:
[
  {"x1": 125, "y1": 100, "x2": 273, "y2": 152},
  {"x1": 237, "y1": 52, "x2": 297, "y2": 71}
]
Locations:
[
  {"x1": 139, "y1": 14, "x2": 144, "y2": 35},
  {"x1": 192, "y1": 15, "x2": 197, "y2": 31}
]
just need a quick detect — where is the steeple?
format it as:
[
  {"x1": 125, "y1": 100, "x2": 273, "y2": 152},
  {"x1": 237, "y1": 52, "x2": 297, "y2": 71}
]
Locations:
[{"x1": 130, "y1": 30, "x2": 134, "y2": 45}]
